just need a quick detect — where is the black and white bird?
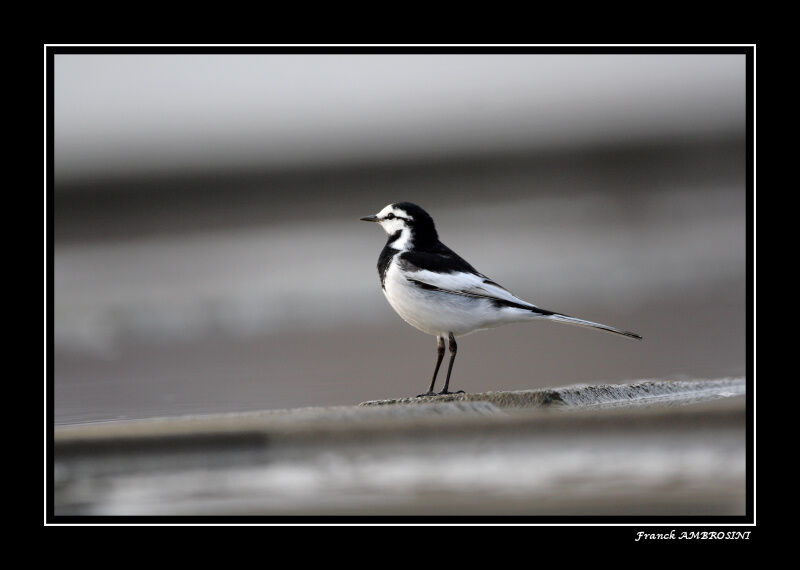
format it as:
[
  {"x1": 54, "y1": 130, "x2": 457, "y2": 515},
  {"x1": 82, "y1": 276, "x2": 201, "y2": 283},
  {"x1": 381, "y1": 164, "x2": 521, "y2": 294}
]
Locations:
[{"x1": 361, "y1": 202, "x2": 642, "y2": 397}]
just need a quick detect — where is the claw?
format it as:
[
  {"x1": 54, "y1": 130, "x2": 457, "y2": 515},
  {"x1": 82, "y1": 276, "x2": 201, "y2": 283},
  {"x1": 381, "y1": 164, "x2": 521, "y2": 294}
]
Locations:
[{"x1": 416, "y1": 391, "x2": 439, "y2": 398}]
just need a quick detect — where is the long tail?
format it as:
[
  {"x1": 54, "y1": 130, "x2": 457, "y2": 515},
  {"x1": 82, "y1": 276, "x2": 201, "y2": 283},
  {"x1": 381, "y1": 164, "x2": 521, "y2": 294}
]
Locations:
[{"x1": 544, "y1": 312, "x2": 642, "y2": 340}]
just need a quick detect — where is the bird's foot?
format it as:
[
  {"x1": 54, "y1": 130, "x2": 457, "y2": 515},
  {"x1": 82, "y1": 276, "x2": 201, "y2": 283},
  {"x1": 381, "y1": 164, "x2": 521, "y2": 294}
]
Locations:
[{"x1": 416, "y1": 389, "x2": 465, "y2": 397}]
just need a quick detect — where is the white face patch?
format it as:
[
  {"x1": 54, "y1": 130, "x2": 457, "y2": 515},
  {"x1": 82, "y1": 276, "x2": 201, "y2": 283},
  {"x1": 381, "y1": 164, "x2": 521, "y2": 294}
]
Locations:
[{"x1": 375, "y1": 205, "x2": 414, "y2": 250}]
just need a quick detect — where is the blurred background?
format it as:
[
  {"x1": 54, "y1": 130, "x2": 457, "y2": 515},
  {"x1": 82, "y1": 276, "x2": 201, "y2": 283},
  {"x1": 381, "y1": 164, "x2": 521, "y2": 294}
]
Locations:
[{"x1": 52, "y1": 53, "x2": 748, "y2": 425}]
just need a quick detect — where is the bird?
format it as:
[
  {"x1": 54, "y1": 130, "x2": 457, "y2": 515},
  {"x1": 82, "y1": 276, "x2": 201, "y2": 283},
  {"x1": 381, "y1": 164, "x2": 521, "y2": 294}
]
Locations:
[{"x1": 360, "y1": 202, "x2": 642, "y2": 397}]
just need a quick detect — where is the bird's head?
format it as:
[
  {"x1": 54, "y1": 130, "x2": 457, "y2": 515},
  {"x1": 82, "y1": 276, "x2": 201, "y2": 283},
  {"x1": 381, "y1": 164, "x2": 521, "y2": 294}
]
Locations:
[{"x1": 360, "y1": 202, "x2": 438, "y2": 250}]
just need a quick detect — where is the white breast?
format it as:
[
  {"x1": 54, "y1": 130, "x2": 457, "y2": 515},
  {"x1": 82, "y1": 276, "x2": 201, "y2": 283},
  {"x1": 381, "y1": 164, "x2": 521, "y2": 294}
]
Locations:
[{"x1": 382, "y1": 257, "x2": 532, "y2": 337}]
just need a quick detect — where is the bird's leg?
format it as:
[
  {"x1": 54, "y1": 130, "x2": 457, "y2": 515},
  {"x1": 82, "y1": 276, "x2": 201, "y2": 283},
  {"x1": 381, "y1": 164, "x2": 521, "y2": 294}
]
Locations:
[
  {"x1": 417, "y1": 336, "x2": 445, "y2": 397},
  {"x1": 439, "y1": 332, "x2": 465, "y2": 395}
]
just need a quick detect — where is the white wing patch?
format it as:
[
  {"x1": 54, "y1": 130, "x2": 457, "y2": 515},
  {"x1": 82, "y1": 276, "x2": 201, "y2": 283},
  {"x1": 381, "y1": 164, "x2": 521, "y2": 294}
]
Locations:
[{"x1": 406, "y1": 269, "x2": 535, "y2": 308}]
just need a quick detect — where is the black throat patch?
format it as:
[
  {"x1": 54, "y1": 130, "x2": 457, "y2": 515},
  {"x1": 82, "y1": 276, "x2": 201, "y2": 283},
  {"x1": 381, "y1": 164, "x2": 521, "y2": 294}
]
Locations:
[{"x1": 377, "y1": 236, "x2": 402, "y2": 289}]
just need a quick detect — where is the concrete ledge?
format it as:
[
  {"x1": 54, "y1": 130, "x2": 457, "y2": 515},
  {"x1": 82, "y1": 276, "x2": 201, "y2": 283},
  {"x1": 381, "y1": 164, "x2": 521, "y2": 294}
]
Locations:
[
  {"x1": 53, "y1": 378, "x2": 748, "y2": 516},
  {"x1": 54, "y1": 379, "x2": 744, "y2": 443},
  {"x1": 360, "y1": 377, "x2": 746, "y2": 408}
]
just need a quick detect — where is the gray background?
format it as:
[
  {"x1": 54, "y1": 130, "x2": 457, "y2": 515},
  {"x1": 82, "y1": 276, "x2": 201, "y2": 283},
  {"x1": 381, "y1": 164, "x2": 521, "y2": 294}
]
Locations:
[{"x1": 52, "y1": 53, "x2": 748, "y2": 424}]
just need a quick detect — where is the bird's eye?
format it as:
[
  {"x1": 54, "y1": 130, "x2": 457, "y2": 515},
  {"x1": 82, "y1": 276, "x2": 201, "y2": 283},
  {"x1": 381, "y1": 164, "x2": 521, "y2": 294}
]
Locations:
[{"x1": 386, "y1": 213, "x2": 395, "y2": 220}]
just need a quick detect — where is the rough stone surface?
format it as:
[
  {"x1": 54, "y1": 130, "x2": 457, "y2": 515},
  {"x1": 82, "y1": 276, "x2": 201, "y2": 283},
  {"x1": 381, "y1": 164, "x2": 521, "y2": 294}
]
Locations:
[{"x1": 359, "y1": 377, "x2": 745, "y2": 409}]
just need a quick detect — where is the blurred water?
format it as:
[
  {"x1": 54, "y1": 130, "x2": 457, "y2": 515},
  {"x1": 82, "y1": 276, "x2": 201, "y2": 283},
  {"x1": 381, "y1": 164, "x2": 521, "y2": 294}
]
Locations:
[{"x1": 54, "y1": 187, "x2": 744, "y2": 353}]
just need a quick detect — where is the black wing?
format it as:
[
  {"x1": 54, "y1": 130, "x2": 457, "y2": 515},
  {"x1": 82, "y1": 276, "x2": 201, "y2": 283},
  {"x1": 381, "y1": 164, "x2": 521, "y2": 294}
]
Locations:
[{"x1": 399, "y1": 243, "x2": 483, "y2": 276}]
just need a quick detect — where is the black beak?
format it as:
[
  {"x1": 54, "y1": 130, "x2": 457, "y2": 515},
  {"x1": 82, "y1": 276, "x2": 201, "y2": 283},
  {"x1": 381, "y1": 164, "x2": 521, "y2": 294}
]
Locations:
[{"x1": 360, "y1": 215, "x2": 379, "y2": 222}]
